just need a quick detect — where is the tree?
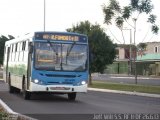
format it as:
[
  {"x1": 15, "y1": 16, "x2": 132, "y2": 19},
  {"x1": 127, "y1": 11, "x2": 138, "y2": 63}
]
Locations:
[
  {"x1": 137, "y1": 42, "x2": 147, "y2": 56},
  {"x1": 102, "y1": 0, "x2": 159, "y2": 84},
  {"x1": 67, "y1": 21, "x2": 116, "y2": 84},
  {"x1": 0, "y1": 35, "x2": 14, "y2": 65},
  {"x1": 102, "y1": 0, "x2": 159, "y2": 35},
  {"x1": 137, "y1": 43, "x2": 147, "y2": 50}
]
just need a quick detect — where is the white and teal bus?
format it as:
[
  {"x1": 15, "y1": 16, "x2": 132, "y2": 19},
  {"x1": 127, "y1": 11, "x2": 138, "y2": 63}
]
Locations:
[{"x1": 3, "y1": 32, "x2": 89, "y2": 100}]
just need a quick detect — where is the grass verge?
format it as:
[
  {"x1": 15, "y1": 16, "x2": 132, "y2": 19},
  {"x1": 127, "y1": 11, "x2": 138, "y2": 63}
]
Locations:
[
  {"x1": 90, "y1": 81, "x2": 160, "y2": 94},
  {"x1": 0, "y1": 106, "x2": 9, "y2": 120}
]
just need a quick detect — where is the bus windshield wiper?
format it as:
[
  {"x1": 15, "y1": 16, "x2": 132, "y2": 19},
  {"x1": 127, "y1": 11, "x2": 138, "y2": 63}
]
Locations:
[
  {"x1": 47, "y1": 40, "x2": 58, "y2": 56},
  {"x1": 66, "y1": 41, "x2": 76, "y2": 57},
  {"x1": 66, "y1": 42, "x2": 76, "y2": 64}
]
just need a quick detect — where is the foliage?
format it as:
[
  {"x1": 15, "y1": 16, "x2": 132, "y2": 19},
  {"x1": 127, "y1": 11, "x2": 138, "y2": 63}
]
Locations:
[
  {"x1": 0, "y1": 35, "x2": 14, "y2": 64},
  {"x1": 67, "y1": 21, "x2": 116, "y2": 83},
  {"x1": 102, "y1": 0, "x2": 159, "y2": 35},
  {"x1": 137, "y1": 43, "x2": 147, "y2": 51}
]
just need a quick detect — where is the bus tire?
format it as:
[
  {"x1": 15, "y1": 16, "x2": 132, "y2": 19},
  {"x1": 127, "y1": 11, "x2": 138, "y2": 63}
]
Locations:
[
  {"x1": 8, "y1": 74, "x2": 14, "y2": 93},
  {"x1": 23, "y1": 90, "x2": 31, "y2": 100},
  {"x1": 22, "y1": 79, "x2": 31, "y2": 100},
  {"x1": 9, "y1": 86, "x2": 14, "y2": 93},
  {"x1": 68, "y1": 92, "x2": 76, "y2": 101}
]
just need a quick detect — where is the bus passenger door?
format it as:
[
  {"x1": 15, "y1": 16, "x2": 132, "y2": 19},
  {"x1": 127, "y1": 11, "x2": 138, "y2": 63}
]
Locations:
[
  {"x1": 6, "y1": 47, "x2": 10, "y2": 83},
  {"x1": 27, "y1": 42, "x2": 33, "y2": 90}
]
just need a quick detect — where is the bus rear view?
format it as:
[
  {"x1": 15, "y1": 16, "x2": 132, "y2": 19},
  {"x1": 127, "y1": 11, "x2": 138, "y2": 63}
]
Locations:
[{"x1": 4, "y1": 32, "x2": 89, "y2": 100}]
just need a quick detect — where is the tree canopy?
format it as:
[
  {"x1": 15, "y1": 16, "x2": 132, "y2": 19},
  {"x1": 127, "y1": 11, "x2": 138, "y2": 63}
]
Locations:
[
  {"x1": 0, "y1": 35, "x2": 14, "y2": 65},
  {"x1": 67, "y1": 21, "x2": 116, "y2": 75},
  {"x1": 102, "y1": 0, "x2": 159, "y2": 42}
]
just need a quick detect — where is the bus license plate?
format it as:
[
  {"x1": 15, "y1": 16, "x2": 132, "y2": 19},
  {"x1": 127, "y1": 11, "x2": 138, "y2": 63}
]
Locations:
[{"x1": 50, "y1": 87, "x2": 70, "y2": 90}]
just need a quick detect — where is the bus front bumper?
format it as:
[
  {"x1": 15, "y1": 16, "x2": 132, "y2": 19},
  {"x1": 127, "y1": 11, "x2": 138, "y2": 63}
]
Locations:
[{"x1": 29, "y1": 82, "x2": 87, "y2": 93}]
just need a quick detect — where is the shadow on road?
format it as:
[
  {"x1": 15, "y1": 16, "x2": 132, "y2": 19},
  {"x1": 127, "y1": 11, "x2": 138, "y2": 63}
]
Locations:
[{"x1": 12, "y1": 92, "x2": 81, "y2": 103}]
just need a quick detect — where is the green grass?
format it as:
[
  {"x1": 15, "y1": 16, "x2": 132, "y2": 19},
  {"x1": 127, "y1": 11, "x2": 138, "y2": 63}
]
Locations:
[{"x1": 90, "y1": 81, "x2": 160, "y2": 94}]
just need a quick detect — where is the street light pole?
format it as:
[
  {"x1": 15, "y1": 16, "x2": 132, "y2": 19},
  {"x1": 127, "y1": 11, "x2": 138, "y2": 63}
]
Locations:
[
  {"x1": 133, "y1": 18, "x2": 137, "y2": 84},
  {"x1": 44, "y1": 0, "x2": 46, "y2": 32}
]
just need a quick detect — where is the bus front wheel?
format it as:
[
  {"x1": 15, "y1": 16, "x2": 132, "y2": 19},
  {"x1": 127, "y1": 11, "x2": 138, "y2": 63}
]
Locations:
[
  {"x1": 68, "y1": 93, "x2": 76, "y2": 101},
  {"x1": 23, "y1": 90, "x2": 31, "y2": 100}
]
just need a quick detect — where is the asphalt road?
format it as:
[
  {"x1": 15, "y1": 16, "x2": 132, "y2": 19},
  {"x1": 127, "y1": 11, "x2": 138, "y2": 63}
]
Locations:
[
  {"x1": 0, "y1": 81, "x2": 160, "y2": 120},
  {"x1": 92, "y1": 74, "x2": 160, "y2": 86}
]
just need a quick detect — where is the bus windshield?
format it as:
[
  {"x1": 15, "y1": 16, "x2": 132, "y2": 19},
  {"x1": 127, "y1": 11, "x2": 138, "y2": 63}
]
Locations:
[{"x1": 34, "y1": 42, "x2": 87, "y2": 71}]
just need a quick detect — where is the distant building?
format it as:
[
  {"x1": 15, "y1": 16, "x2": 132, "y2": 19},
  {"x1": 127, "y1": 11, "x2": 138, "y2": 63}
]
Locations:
[
  {"x1": 105, "y1": 42, "x2": 160, "y2": 76},
  {"x1": 105, "y1": 44, "x2": 136, "y2": 75},
  {"x1": 137, "y1": 42, "x2": 160, "y2": 76}
]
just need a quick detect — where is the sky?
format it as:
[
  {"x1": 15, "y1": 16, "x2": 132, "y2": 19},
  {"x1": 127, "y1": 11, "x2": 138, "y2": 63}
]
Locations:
[{"x1": 0, "y1": 0, "x2": 160, "y2": 44}]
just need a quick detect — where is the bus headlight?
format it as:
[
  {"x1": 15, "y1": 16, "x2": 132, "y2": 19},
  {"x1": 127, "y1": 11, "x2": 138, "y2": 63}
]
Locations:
[
  {"x1": 81, "y1": 81, "x2": 86, "y2": 85},
  {"x1": 33, "y1": 79, "x2": 44, "y2": 85},
  {"x1": 34, "y1": 79, "x2": 39, "y2": 84}
]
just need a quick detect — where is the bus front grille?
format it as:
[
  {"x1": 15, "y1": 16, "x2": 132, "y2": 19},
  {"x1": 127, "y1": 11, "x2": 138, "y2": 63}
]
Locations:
[
  {"x1": 47, "y1": 82, "x2": 74, "y2": 85},
  {"x1": 45, "y1": 74, "x2": 76, "y2": 78}
]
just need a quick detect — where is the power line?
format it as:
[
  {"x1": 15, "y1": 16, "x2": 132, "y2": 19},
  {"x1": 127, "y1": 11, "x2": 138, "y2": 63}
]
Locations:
[
  {"x1": 141, "y1": 27, "x2": 150, "y2": 43},
  {"x1": 147, "y1": 35, "x2": 155, "y2": 42},
  {"x1": 107, "y1": 28, "x2": 122, "y2": 44}
]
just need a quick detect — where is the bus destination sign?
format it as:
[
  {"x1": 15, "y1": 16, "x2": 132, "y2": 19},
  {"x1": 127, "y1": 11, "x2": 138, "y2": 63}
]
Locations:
[
  {"x1": 43, "y1": 34, "x2": 79, "y2": 41},
  {"x1": 35, "y1": 32, "x2": 87, "y2": 43}
]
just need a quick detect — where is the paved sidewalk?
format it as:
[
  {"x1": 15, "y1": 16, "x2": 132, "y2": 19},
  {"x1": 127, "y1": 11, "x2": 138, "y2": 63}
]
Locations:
[{"x1": 88, "y1": 87, "x2": 160, "y2": 98}]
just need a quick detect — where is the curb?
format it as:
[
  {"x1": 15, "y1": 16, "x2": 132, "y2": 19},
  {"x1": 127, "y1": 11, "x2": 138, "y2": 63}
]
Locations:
[
  {"x1": 0, "y1": 99, "x2": 37, "y2": 120},
  {"x1": 0, "y1": 99, "x2": 17, "y2": 114},
  {"x1": 88, "y1": 88, "x2": 160, "y2": 98}
]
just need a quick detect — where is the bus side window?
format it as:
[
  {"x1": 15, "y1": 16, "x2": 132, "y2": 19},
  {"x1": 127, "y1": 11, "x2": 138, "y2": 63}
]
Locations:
[
  {"x1": 19, "y1": 42, "x2": 22, "y2": 61},
  {"x1": 18, "y1": 42, "x2": 22, "y2": 52},
  {"x1": 15, "y1": 43, "x2": 19, "y2": 62},
  {"x1": 6, "y1": 45, "x2": 11, "y2": 61},
  {"x1": 22, "y1": 41, "x2": 25, "y2": 62},
  {"x1": 15, "y1": 43, "x2": 18, "y2": 52},
  {"x1": 12, "y1": 44, "x2": 14, "y2": 52},
  {"x1": 25, "y1": 40, "x2": 29, "y2": 51},
  {"x1": 23, "y1": 41, "x2": 28, "y2": 62},
  {"x1": 12, "y1": 44, "x2": 15, "y2": 62},
  {"x1": 10, "y1": 45, "x2": 12, "y2": 61},
  {"x1": 19, "y1": 42, "x2": 22, "y2": 52},
  {"x1": 22, "y1": 41, "x2": 26, "y2": 51}
]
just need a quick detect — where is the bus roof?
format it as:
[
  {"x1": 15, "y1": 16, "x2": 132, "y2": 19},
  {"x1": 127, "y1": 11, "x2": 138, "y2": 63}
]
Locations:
[
  {"x1": 5, "y1": 31, "x2": 88, "y2": 45},
  {"x1": 5, "y1": 33, "x2": 33, "y2": 45},
  {"x1": 35, "y1": 31, "x2": 87, "y2": 37}
]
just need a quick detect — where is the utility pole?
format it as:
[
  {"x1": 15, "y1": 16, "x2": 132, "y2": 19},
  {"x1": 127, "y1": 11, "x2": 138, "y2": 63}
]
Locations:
[
  {"x1": 123, "y1": 28, "x2": 132, "y2": 75},
  {"x1": 129, "y1": 29, "x2": 132, "y2": 75},
  {"x1": 133, "y1": 18, "x2": 137, "y2": 84}
]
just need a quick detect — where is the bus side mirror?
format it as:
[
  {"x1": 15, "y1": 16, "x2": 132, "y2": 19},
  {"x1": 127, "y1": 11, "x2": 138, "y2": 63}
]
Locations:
[{"x1": 29, "y1": 42, "x2": 33, "y2": 54}]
